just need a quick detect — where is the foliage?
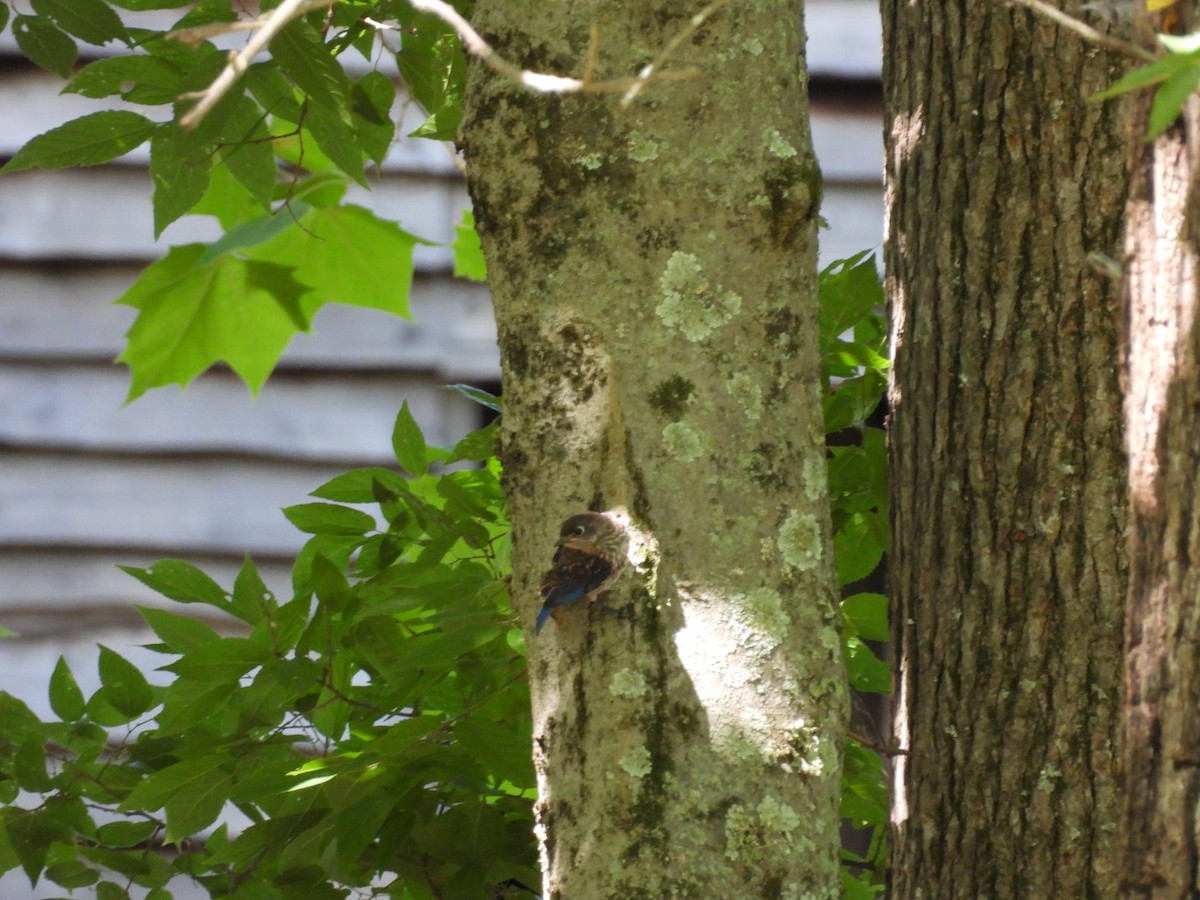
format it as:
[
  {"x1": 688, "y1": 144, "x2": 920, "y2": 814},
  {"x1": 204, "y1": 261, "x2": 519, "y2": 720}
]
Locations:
[
  {"x1": 1093, "y1": 31, "x2": 1200, "y2": 140},
  {"x1": 819, "y1": 251, "x2": 890, "y2": 897},
  {"x1": 0, "y1": 401, "x2": 533, "y2": 899},
  {"x1": 0, "y1": 0, "x2": 459, "y2": 400},
  {"x1": 0, "y1": 1, "x2": 891, "y2": 896}
]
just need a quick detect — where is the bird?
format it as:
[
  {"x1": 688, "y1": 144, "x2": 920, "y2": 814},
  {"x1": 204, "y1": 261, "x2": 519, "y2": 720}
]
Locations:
[{"x1": 535, "y1": 511, "x2": 628, "y2": 634}]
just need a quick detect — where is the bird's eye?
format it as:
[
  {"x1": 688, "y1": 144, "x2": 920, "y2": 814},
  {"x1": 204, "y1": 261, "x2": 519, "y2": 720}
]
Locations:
[{"x1": 572, "y1": 525, "x2": 586, "y2": 536}]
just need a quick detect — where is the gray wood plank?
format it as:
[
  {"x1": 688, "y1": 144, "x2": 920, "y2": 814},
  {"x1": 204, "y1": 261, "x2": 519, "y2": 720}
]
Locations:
[
  {"x1": 0, "y1": 268, "x2": 500, "y2": 375},
  {"x1": 0, "y1": 363, "x2": 482, "y2": 460},
  {"x1": 0, "y1": 549, "x2": 291, "y2": 618},
  {"x1": 0, "y1": 167, "x2": 469, "y2": 268},
  {"x1": 0, "y1": 451, "x2": 383, "y2": 555}
]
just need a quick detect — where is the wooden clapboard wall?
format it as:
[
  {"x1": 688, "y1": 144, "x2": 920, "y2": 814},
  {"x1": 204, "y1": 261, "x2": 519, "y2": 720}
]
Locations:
[{"x1": 0, "y1": 0, "x2": 882, "y2": 832}]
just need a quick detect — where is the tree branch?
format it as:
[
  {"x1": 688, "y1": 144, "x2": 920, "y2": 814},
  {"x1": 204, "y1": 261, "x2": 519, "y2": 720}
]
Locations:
[
  {"x1": 408, "y1": 0, "x2": 717, "y2": 97},
  {"x1": 175, "y1": 0, "x2": 337, "y2": 130},
  {"x1": 1004, "y1": 0, "x2": 1157, "y2": 63},
  {"x1": 175, "y1": 0, "x2": 723, "y2": 131}
]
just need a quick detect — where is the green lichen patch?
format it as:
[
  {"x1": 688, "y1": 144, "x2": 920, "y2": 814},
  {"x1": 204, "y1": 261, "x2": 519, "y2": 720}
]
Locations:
[
  {"x1": 757, "y1": 795, "x2": 801, "y2": 841},
  {"x1": 656, "y1": 251, "x2": 743, "y2": 341},
  {"x1": 628, "y1": 132, "x2": 661, "y2": 162},
  {"x1": 619, "y1": 746, "x2": 653, "y2": 778},
  {"x1": 726, "y1": 372, "x2": 764, "y2": 421},
  {"x1": 744, "y1": 587, "x2": 791, "y2": 644},
  {"x1": 610, "y1": 668, "x2": 648, "y2": 698},
  {"x1": 662, "y1": 421, "x2": 706, "y2": 462},
  {"x1": 765, "y1": 128, "x2": 797, "y2": 159},
  {"x1": 778, "y1": 511, "x2": 821, "y2": 570}
]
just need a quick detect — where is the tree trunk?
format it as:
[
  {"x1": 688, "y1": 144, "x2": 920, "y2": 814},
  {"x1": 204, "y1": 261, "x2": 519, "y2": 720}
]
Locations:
[
  {"x1": 882, "y1": 3, "x2": 1128, "y2": 896},
  {"x1": 461, "y1": 2, "x2": 846, "y2": 897},
  {"x1": 1120, "y1": 83, "x2": 1200, "y2": 899}
]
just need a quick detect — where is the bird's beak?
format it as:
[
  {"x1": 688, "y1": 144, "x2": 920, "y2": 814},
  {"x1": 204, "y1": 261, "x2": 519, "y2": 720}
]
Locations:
[{"x1": 559, "y1": 536, "x2": 591, "y2": 552}]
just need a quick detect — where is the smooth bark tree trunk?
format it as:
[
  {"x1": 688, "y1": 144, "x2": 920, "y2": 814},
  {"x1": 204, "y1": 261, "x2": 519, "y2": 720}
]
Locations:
[
  {"x1": 461, "y1": 2, "x2": 846, "y2": 897},
  {"x1": 1120, "y1": 82, "x2": 1200, "y2": 899},
  {"x1": 882, "y1": 3, "x2": 1129, "y2": 896}
]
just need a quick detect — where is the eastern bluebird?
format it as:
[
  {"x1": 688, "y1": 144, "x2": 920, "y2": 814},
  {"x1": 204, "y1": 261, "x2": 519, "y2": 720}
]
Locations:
[{"x1": 535, "y1": 511, "x2": 628, "y2": 634}]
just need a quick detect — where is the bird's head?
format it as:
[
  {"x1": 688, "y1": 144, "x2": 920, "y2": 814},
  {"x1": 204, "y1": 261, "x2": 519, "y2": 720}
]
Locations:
[{"x1": 557, "y1": 511, "x2": 627, "y2": 558}]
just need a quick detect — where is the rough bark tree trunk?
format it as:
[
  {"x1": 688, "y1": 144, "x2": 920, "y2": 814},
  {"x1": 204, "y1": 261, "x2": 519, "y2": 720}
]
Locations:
[
  {"x1": 1120, "y1": 82, "x2": 1200, "y2": 900},
  {"x1": 460, "y1": 2, "x2": 846, "y2": 897},
  {"x1": 882, "y1": 3, "x2": 1129, "y2": 896}
]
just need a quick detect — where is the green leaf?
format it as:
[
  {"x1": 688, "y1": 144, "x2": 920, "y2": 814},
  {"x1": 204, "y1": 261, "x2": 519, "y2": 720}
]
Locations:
[
  {"x1": 272, "y1": 18, "x2": 350, "y2": 108},
  {"x1": 149, "y1": 125, "x2": 213, "y2": 236},
  {"x1": 49, "y1": 656, "x2": 87, "y2": 722},
  {"x1": 164, "y1": 636, "x2": 270, "y2": 683},
  {"x1": 845, "y1": 637, "x2": 890, "y2": 694},
  {"x1": 350, "y1": 71, "x2": 396, "y2": 165},
  {"x1": 453, "y1": 209, "x2": 488, "y2": 281},
  {"x1": 841, "y1": 592, "x2": 888, "y2": 641},
  {"x1": 310, "y1": 467, "x2": 410, "y2": 502},
  {"x1": 1148, "y1": 63, "x2": 1200, "y2": 140},
  {"x1": 843, "y1": 869, "x2": 884, "y2": 900},
  {"x1": 0, "y1": 5, "x2": 9, "y2": 33},
  {"x1": 97, "y1": 881, "x2": 133, "y2": 900},
  {"x1": 64, "y1": 55, "x2": 183, "y2": 104},
  {"x1": 824, "y1": 370, "x2": 886, "y2": 433},
  {"x1": 819, "y1": 250, "x2": 883, "y2": 347},
  {"x1": 46, "y1": 859, "x2": 100, "y2": 889},
  {"x1": 229, "y1": 555, "x2": 273, "y2": 626},
  {"x1": 6, "y1": 807, "x2": 63, "y2": 883},
  {"x1": 95, "y1": 819, "x2": 159, "y2": 849},
  {"x1": 397, "y1": 19, "x2": 465, "y2": 141},
  {"x1": 218, "y1": 103, "x2": 277, "y2": 212},
  {"x1": 1091, "y1": 55, "x2": 1181, "y2": 102},
  {"x1": 198, "y1": 204, "x2": 308, "y2": 265},
  {"x1": 98, "y1": 645, "x2": 155, "y2": 717},
  {"x1": 121, "y1": 756, "x2": 233, "y2": 845},
  {"x1": 1, "y1": 110, "x2": 155, "y2": 174},
  {"x1": 191, "y1": 162, "x2": 263, "y2": 230},
  {"x1": 282, "y1": 502, "x2": 377, "y2": 535},
  {"x1": 242, "y1": 203, "x2": 420, "y2": 316},
  {"x1": 392, "y1": 401, "x2": 429, "y2": 476},
  {"x1": 833, "y1": 511, "x2": 885, "y2": 585},
  {"x1": 115, "y1": 244, "x2": 315, "y2": 399},
  {"x1": 12, "y1": 15, "x2": 78, "y2": 78},
  {"x1": 138, "y1": 606, "x2": 221, "y2": 653},
  {"x1": 15, "y1": 740, "x2": 52, "y2": 792},
  {"x1": 446, "y1": 420, "x2": 498, "y2": 463},
  {"x1": 445, "y1": 383, "x2": 501, "y2": 412},
  {"x1": 119, "y1": 559, "x2": 228, "y2": 606},
  {"x1": 304, "y1": 97, "x2": 367, "y2": 184},
  {"x1": 30, "y1": 0, "x2": 126, "y2": 45}
]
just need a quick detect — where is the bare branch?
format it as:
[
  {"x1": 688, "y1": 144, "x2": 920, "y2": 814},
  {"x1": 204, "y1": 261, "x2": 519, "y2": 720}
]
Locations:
[
  {"x1": 408, "y1": 0, "x2": 713, "y2": 97},
  {"x1": 176, "y1": 0, "x2": 721, "y2": 131},
  {"x1": 1005, "y1": 0, "x2": 1157, "y2": 63},
  {"x1": 620, "y1": 0, "x2": 729, "y2": 106},
  {"x1": 176, "y1": 0, "x2": 337, "y2": 130}
]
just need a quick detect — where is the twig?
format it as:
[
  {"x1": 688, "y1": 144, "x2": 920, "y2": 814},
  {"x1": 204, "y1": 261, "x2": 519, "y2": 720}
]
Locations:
[
  {"x1": 408, "y1": 0, "x2": 710, "y2": 96},
  {"x1": 1005, "y1": 0, "x2": 1157, "y2": 63},
  {"x1": 176, "y1": 0, "x2": 337, "y2": 130},
  {"x1": 620, "y1": 0, "x2": 730, "y2": 106},
  {"x1": 177, "y1": 0, "x2": 720, "y2": 130}
]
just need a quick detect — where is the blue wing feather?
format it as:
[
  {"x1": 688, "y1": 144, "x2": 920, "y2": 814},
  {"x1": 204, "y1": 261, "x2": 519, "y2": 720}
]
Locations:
[{"x1": 535, "y1": 546, "x2": 615, "y2": 634}]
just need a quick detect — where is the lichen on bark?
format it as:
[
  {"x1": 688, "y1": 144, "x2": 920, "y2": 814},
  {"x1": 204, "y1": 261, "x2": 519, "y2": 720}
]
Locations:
[{"x1": 461, "y1": 1, "x2": 845, "y2": 896}]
